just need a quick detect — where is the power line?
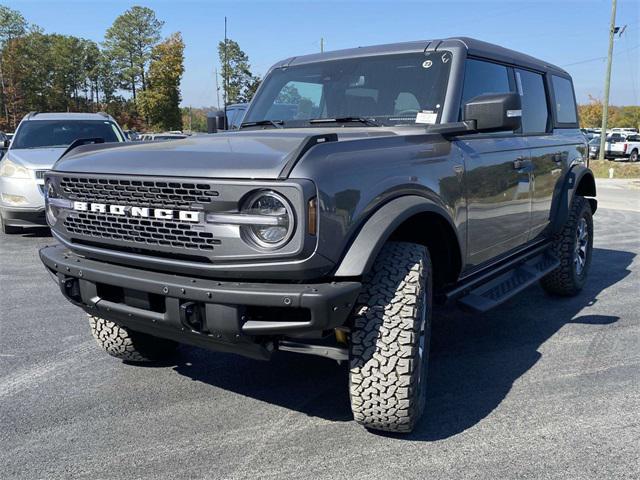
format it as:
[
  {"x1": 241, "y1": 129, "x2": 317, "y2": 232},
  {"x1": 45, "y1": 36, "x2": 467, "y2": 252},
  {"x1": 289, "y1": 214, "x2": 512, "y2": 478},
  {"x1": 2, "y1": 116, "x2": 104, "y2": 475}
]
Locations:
[{"x1": 562, "y1": 43, "x2": 639, "y2": 67}]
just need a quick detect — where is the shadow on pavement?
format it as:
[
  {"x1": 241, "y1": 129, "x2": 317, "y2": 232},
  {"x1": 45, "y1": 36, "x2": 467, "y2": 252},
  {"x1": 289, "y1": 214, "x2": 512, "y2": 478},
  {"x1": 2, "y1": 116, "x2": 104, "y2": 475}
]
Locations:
[
  {"x1": 172, "y1": 247, "x2": 634, "y2": 436},
  {"x1": 17, "y1": 227, "x2": 52, "y2": 238}
]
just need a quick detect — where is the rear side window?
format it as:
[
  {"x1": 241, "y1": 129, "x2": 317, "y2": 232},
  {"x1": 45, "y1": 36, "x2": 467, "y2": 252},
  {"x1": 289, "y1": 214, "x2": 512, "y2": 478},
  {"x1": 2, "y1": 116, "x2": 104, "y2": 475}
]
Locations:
[
  {"x1": 515, "y1": 69, "x2": 549, "y2": 134},
  {"x1": 551, "y1": 76, "x2": 577, "y2": 124},
  {"x1": 461, "y1": 59, "x2": 512, "y2": 110}
]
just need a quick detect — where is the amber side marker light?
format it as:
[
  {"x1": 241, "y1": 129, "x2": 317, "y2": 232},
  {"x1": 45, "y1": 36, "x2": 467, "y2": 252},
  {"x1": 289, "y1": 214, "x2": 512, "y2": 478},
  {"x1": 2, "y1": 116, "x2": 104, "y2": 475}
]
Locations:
[{"x1": 308, "y1": 197, "x2": 318, "y2": 236}]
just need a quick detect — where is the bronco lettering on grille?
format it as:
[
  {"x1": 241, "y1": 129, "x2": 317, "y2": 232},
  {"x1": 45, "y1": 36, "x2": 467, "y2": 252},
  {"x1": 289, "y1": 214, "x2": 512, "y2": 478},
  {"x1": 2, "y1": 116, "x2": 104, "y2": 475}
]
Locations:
[{"x1": 72, "y1": 201, "x2": 200, "y2": 223}]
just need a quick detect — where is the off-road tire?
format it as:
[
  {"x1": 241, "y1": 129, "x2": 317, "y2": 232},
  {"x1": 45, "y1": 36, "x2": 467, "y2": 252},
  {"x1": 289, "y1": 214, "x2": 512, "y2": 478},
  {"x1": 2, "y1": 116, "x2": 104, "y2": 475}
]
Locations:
[
  {"x1": 540, "y1": 195, "x2": 593, "y2": 296},
  {"x1": 89, "y1": 315, "x2": 178, "y2": 362},
  {"x1": 0, "y1": 213, "x2": 21, "y2": 234},
  {"x1": 349, "y1": 242, "x2": 432, "y2": 433}
]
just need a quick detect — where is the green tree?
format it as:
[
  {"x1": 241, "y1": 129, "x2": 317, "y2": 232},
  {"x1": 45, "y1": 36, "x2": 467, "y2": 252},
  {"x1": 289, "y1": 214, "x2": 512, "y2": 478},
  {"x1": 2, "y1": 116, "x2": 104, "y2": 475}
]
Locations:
[
  {"x1": 218, "y1": 38, "x2": 259, "y2": 104},
  {"x1": 103, "y1": 6, "x2": 163, "y2": 102},
  {"x1": 138, "y1": 32, "x2": 184, "y2": 131},
  {"x1": 245, "y1": 75, "x2": 261, "y2": 102},
  {"x1": 275, "y1": 83, "x2": 301, "y2": 104},
  {"x1": 0, "y1": 5, "x2": 28, "y2": 127}
]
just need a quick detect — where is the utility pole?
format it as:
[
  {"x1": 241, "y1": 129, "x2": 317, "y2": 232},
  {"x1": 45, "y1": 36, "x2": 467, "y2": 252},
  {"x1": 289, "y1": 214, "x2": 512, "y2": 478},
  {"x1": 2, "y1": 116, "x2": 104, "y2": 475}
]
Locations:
[
  {"x1": 320, "y1": 37, "x2": 324, "y2": 53},
  {"x1": 223, "y1": 16, "x2": 228, "y2": 126},
  {"x1": 214, "y1": 68, "x2": 220, "y2": 109},
  {"x1": 599, "y1": 0, "x2": 617, "y2": 161}
]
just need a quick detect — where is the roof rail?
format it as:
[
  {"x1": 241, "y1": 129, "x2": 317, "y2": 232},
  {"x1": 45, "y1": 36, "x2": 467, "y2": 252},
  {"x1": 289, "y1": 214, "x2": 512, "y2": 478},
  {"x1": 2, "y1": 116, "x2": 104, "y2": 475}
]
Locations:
[
  {"x1": 97, "y1": 111, "x2": 110, "y2": 118},
  {"x1": 25, "y1": 111, "x2": 38, "y2": 120}
]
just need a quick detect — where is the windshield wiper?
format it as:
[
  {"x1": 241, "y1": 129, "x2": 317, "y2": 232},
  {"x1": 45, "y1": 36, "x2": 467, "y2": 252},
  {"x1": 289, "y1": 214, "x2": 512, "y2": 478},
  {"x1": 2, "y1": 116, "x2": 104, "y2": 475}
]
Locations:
[
  {"x1": 308, "y1": 117, "x2": 379, "y2": 127},
  {"x1": 240, "y1": 120, "x2": 284, "y2": 129}
]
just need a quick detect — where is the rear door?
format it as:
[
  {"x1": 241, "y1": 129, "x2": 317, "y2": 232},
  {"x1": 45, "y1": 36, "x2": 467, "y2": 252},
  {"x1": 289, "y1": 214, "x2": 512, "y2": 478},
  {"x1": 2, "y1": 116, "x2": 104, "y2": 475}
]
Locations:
[
  {"x1": 525, "y1": 74, "x2": 582, "y2": 240},
  {"x1": 459, "y1": 59, "x2": 532, "y2": 269},
  {"x1": 514, "y1": 68, "x2": 562, "y2": 240}
]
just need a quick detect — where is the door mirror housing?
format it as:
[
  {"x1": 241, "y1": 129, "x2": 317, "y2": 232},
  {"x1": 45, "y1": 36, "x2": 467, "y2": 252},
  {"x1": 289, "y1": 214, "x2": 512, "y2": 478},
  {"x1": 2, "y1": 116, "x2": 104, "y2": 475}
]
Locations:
[
  {"x1": 463, "y1": 93, "x2": 522, "y2": 133},
  {"x1": 427, "y1": 92, "x2": 522, "y2": 137},
  {"x1": 206, "y1": 110, "x2": 228, "y2": 134}
]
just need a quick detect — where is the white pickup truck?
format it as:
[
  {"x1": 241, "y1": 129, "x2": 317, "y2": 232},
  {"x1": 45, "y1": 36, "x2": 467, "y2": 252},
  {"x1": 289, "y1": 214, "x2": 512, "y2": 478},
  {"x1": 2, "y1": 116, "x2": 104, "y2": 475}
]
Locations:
[{"x1": 608, "y1": 133, "x2": 640, "y2": 162}]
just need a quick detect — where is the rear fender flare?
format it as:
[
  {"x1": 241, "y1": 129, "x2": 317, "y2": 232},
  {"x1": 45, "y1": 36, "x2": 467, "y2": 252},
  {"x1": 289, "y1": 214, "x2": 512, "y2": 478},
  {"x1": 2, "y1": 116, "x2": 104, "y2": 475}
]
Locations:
[{"x1": 551, "y1": 165, "x2": 597, "y2": 234}]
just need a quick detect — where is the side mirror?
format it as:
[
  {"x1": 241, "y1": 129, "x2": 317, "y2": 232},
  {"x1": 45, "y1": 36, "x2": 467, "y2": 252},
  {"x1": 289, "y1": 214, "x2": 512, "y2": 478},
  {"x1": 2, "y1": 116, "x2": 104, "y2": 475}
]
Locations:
[
  {"x1": 216, "y1": 110, "x2": 227, "y2": 131},
  {"x1": 463, "y1": 93, "x2": 521, "y2": 133},
  {"x1": 3, "y1": 139, "x2": 9, "y2": 148},
  {"x1": 206, "y1": 110, "x2": 228, "y2": 134}
]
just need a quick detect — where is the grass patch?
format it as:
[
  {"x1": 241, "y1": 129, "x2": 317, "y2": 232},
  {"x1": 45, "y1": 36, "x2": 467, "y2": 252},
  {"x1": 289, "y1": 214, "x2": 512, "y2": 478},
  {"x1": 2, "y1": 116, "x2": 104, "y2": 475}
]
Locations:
[{"x1": 588, "y1": 160, "x2": 640, "y2": 179}]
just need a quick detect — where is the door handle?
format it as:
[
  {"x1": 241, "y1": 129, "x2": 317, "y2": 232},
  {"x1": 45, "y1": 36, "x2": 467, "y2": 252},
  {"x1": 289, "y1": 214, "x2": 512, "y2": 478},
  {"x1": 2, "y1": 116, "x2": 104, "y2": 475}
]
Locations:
[{"x1": 513, "y1": 157, "x2": 527, "y2": 169}]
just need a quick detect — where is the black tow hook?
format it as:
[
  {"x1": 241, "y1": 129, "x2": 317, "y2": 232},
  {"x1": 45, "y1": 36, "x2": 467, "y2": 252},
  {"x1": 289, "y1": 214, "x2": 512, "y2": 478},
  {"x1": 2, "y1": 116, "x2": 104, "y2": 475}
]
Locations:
[
  {"x1": 60, "y1": 276, "x2": 82, "y2": 303},
  {"x1": 179, "y1": 301, "x2": 205, "y2": 332}
]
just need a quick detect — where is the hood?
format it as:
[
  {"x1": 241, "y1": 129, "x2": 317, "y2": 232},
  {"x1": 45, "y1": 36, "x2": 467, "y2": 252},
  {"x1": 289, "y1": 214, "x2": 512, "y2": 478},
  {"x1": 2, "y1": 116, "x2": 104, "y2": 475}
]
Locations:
[
  {"x1": 7, "y1": 147, "x2": 66, "y2": 170},
  {"x1": 52, "y1": 129, "x2": 397, "y2": 179}
]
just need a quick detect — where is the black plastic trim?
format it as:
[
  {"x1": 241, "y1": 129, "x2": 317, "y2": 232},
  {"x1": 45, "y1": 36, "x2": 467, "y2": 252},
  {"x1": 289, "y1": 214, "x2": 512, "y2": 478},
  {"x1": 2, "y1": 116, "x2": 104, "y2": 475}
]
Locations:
[
  {"x1": 40, "y1": 245, "x2": 361, "y2": 353},
  {"x1": 333, "y1": 195, "x2": 460, "y2": 277}
]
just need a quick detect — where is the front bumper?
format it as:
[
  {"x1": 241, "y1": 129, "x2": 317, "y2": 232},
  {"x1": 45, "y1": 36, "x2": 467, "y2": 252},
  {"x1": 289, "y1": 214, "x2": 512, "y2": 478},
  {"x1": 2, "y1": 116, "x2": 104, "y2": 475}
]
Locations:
[
  {"x1": 40, "y1": 245, "x2": 361, "y2": 360},
  {"x1": 0, "y1": 206, "x2": 46, "y2": 226},
  {"x1": 0, "y1": 175, "x2": 45, "y2": 208},
  {"x1": 605, "y1": 150, "x2": 628, "y2": 159}
]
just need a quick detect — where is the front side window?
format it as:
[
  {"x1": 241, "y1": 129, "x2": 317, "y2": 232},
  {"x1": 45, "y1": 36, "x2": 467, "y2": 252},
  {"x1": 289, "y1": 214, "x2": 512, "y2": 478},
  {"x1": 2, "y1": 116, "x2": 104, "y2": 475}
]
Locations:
[
  {"x1": 461, "y1": 59, "x2": 512, "y2": 111},
  {"x1": 244, "y1": 52, "x2": 453, "y2": 127},
  {"x1": 12, "y1": 120, "x2": 124, "y2": 149},
  {"x1": 551, "y1": 75, "x2": 578, "y2": 124},
  {"x1": 515, "y1": 68, "x2": 549, "y2": 134}
]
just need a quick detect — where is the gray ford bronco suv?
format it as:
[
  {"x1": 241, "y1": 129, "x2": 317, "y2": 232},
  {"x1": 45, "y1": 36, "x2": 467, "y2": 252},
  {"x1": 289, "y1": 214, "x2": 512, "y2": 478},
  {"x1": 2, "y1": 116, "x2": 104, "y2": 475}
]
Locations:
[{"x1": 40, "y1": 37, "x2": 596, "y2": 433}]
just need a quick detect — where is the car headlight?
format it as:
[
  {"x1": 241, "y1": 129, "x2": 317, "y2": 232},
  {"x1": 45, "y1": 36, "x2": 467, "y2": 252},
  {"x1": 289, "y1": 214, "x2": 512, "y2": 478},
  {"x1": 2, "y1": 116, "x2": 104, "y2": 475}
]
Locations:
[
  {"x1": 240, "y1": 190, "x2": 294, "y2": 249},
  {"x1": 0, "y1": 158, "x2": 31, "y2": 178}
]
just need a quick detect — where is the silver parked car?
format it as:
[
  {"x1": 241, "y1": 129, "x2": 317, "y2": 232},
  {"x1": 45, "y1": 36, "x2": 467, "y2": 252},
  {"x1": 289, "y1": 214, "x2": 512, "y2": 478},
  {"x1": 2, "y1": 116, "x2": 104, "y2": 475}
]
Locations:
[{"x1": 0, "y1": 112, "x2": 126, "y2": 233}]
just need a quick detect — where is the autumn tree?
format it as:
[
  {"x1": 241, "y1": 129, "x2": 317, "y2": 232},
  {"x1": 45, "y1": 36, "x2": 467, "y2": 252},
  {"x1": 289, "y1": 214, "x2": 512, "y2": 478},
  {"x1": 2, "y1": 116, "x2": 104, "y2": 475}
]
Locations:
[
  {"x1": 218, "y1": 39, "x2": 259, "y2": 104},
  {"x1": 138, "y1": 32, "x2": 185, "y2": 131},
  {"x1": 578, "y1": 95, "x2": 640, "y2": 130},
  {"x1": 103, "y1": 6, "x2": 163, "y2": 102},
  {"x1": 577, "y1": 96, "x2": 603, "y2": 128}
]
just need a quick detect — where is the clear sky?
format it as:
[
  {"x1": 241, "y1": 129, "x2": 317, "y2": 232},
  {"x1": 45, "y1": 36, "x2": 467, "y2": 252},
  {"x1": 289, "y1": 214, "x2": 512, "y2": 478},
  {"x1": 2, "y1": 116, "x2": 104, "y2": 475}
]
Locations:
[{"x1": 6, "y1": 0, "x2": 640, "y2": 107}]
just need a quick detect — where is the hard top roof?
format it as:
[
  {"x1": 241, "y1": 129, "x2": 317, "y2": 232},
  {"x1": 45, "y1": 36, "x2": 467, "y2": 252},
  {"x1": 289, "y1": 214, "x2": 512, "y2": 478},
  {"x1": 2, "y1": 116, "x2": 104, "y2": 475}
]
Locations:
[{"x1": 272, "y1": 37, "x2": 569, "y2": 77}]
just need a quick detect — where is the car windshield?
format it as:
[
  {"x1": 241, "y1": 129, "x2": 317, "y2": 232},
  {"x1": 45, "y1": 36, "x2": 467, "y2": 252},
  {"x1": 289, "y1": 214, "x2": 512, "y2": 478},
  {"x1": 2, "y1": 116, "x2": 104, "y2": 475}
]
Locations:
[
  {"x1": 11, "y1": 120, "x2": 124, "y2": 149},
  {"x1": 243, "y1": 52, "x2": 453, "y2": 127}
]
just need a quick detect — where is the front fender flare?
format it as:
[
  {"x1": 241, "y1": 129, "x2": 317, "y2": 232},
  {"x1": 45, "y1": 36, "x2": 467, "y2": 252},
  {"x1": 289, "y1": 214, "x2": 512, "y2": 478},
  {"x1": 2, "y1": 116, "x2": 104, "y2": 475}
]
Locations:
[{"x1": 333, "y1": 195, "x2": 458, "y2": 278}]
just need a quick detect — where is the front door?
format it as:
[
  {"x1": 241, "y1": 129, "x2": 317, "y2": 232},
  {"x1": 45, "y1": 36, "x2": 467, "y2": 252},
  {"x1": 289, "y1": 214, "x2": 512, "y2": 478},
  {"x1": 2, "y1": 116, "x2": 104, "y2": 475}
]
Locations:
[
  {"x1": 457, "y1": 58, "x2": 532, "y2": 269},
  {"x1": 460, "y1": 137, "x2": 531, "y2": 268}
]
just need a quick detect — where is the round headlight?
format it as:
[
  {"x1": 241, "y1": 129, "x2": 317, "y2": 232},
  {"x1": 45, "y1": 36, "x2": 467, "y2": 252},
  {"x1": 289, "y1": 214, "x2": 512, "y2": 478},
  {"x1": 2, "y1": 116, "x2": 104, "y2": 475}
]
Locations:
[
  {"x1": 241, "y1": 190, "x2": 294, "y2": 249},
  {"x1": 45, "y1": 181, "x2": 58, "y2": 226}
]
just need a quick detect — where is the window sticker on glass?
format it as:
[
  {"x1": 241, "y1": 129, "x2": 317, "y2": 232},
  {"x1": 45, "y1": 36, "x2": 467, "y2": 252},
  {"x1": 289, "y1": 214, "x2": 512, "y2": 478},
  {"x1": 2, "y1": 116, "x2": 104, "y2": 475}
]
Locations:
[{"x1": 415, "y1": 110, "x2": 438, "y2": 124}]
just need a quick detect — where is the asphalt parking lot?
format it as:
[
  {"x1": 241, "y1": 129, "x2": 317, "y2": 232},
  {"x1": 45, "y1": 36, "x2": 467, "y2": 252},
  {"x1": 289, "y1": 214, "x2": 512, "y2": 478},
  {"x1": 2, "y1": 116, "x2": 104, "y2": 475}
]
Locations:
[{"x1": 1, "y1": 180, "x2": 639, "y2": 480}]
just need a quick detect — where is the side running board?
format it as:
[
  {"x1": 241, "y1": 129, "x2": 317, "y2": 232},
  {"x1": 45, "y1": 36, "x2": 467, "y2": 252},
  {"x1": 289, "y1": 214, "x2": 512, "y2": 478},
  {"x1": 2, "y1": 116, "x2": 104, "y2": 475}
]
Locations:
[{"x1": 457, "y1": 251, "x2": 560, "y2": 312}]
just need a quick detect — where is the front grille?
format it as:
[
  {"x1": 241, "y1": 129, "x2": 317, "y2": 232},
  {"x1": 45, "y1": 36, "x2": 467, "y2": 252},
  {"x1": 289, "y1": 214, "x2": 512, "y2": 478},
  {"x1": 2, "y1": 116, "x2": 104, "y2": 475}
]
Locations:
[
  {"x1": 64, "y1": 212, "x2": 220, "y2": 251},
  {"x1": 59, "y1": 176, "x2": 219, "y2": 209}
]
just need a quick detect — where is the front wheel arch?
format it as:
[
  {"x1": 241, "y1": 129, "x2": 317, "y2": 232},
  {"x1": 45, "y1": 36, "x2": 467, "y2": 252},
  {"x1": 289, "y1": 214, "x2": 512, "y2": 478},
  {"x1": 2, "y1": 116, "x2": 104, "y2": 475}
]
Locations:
[{"x1": 333, "y1": 196, "x2": 462, "y2": 285}]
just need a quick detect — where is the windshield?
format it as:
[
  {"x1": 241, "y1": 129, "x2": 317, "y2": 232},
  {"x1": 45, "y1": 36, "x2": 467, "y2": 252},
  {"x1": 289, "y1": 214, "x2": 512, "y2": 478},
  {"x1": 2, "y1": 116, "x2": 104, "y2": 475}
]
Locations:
[
  {"x1": 12, "y1": 120, "x2": 124, "y2": 149},
  {"x1": 244, "y1": 52, "x2": 453, "y2": 127}
]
